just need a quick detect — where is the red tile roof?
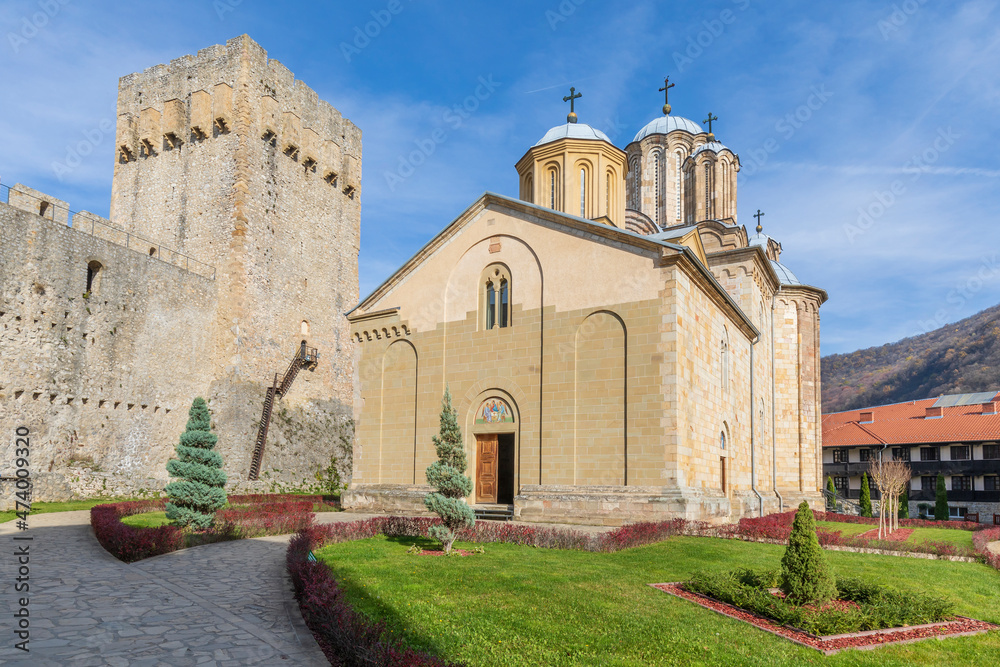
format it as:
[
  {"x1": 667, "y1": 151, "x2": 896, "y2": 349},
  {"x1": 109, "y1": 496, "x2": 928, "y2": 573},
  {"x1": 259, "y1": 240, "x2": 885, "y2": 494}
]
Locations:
[{"x1": 822, "y1": 393, "x2": 1000, "y2": 447}]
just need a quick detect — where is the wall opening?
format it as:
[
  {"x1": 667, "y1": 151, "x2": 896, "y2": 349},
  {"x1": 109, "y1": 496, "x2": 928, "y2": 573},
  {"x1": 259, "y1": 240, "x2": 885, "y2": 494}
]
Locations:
[
  {"x1": 86, "y1": 261, "x2": 103, "y2": 294},
  {"x1": 300, "y1": 320, "x2": 310, "y2": 336}
]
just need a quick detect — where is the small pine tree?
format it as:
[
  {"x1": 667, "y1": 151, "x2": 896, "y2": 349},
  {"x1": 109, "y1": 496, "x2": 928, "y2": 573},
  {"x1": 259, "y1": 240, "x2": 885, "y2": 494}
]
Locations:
[
  {"x1": 898, "y1": 487, "x2": 909, "y2": 519},
  {"x1": 934, "y1": 474, "x2": 949, "y2": 521},
  {"x1": 780, "y1": 501, "x2": 838, "y2": 605},
  {"x1": 859, "y1": 473, "x2": 873, "y2": 518},
  {"x1": 165, "y1": 397, "x2": 227, "y2": 529},
  {"x1": 424, "y1": 388, "x2": 475, "y2": 554},
  {"x1": 825, "y1": 476, "x2": 836, "y2": 510}
]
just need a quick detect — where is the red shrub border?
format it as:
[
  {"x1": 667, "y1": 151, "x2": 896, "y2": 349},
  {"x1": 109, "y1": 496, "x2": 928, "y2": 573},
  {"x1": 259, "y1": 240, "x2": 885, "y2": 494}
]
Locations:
[{"x1": 91, "y1": 495, "x2": 317, "y2": 563}]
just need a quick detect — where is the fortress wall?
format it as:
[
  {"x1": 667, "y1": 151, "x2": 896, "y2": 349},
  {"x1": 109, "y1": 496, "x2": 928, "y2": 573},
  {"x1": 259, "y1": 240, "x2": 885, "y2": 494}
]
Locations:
[{"x1": 0, "y1": 202, "x2": 216, "y2": 484}]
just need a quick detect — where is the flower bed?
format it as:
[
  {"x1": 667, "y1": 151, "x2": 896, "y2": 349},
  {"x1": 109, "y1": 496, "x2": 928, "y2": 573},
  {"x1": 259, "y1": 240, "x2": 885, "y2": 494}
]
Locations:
[
  {"x1": 812, "y1": 511, "x2": 982, "y2": 531},
  {"x1": 92, "y1": 495, "x2": 316, "y2": 563}
]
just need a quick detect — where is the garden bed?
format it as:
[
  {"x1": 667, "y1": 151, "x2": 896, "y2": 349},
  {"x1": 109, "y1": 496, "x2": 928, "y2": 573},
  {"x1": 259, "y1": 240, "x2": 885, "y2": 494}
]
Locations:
[
  {"x1": 652, "y1": 581, "x2": 996, "y2": 655},
  {"x1": 91, "y1": 494, "x2": 317, "y2": 562}
]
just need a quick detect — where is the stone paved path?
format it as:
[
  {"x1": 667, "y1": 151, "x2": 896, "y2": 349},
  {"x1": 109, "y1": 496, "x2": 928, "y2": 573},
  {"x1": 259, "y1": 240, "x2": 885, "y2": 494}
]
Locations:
[{"x1": 0, "y1": 511, "x2": 375, "y2": 666}]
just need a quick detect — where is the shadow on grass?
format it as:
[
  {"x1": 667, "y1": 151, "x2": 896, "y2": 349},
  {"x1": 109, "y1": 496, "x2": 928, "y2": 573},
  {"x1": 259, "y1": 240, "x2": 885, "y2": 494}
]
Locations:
[{"x1": 320, "y1": 535, "x2": 456, "y2": 660}]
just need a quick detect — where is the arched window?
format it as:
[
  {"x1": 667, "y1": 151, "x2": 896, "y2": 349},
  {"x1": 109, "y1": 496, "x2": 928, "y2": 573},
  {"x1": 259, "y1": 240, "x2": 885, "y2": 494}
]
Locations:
[
  {"x1": 720, "y1": 430, "x2": 726, "y2": 450},
  {"x1": 524, "y1": 173, "x2": 533, "y2": 203},
  {"x1": 721, "y1": 161, "x2": 730, "y2": 218},
  {"x1": 653, "y1": 154, "x2": 660, "y2": 226},
  {"x1": 627, "y1": 156, "x2": 640, "y2": 210},
  {"x1": 580, "y1": 167, "x2": 586, "y2": 217},
  {"x1": 482, "y1": 265, "x2": 512, "y2": 330},
  {"x1": 300, "y1": 320, "x2": 310, "y2": 336},
  {"x1": 85, "y1": 260, "x2": 103, "y2": 294},
  {"x1": 674, "y1": 150, "x2": 683, "y2": 223},
  {"x1": 704, "y1": 163, "x2": 712, "y2": 219},
  {"x1": 606, "y1": 171, "x2": 611, "y2": 216},
  {"x1": 548, "y1": 168, "x2": 557, "y2": 209}
]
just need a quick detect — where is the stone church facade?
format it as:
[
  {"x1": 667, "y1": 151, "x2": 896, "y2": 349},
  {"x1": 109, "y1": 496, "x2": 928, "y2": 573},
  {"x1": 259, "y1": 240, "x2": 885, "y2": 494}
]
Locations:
[
  {"x1": 344, "y1": 104, "x2": 826, "y2": 524},
  {"x1": 0, "y1": 36, "x2": 359, "y2": 500}
]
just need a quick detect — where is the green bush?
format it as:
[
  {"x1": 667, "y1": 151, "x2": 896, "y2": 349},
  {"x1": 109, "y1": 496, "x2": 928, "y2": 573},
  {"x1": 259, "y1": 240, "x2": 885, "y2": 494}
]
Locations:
[
  {"x1": 779, "y1": 502, "x2": 837, "y2": 605},
  {"x1": 859, "y1": 473, "x2": 872, "y2": 517},
  {"x1": 165, "y1": 398, "x2": 227, "y2": 529},
  {"x1": 898, "y1": 487, "x2": 909, "y2": 519},
  {"x1": 934, "y1": 475, "x2": 949, "y2": 520},
  {"x1": 686, "y1": 570, "x2": 954, "y2": 636}
]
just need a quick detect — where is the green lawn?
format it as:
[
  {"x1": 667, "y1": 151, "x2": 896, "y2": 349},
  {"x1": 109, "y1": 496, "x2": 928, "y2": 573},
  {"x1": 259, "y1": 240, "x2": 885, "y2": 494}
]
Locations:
[
  {"x1": 817, "y1": 520, "x2": 975, "y2": 548},
  {"x1": 316, "y1": 535, "x2": 1000, "y2": 667},
  {"x1": 0, "y1": 498, "x2": 146, "y2": 524},
  {"x1": 120, "y1": 511, "x2": 170, "y2": 528}
]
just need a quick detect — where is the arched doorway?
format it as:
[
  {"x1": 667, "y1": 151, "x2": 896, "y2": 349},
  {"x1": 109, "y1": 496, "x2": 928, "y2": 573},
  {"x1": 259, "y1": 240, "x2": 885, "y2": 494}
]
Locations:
[{"x1": 470, "y1": 395, "x2": 517, "y2": 505}]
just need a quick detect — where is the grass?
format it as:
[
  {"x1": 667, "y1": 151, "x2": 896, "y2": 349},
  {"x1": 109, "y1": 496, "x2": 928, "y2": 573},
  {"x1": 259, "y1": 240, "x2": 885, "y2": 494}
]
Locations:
[
  {"x1": 120, "y1": 511, "x2": 170, "y2": 528},
  {"x1": 817, "y1": 520, "x2": 975, "y2": 548},
  {"x1": 0, "y1": 498, "x2": 145, "y2": 524},
  {"x1": 316, "y1": 535, "x2": 1000, "y2": 667}
]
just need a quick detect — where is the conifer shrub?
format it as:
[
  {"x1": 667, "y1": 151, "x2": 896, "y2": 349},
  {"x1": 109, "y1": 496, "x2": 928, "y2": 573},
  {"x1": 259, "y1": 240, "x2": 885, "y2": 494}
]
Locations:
[
  {"x1": 934, "y1": 474, "x2": 949, "y2": 521},
  {"x1": 899, "y1": 487, "x2": 909, "y2": 519},
  {"x1": 165, "y1": 397, "x2": 227, "y2": 529},
  {"x1": 825, "y1": 476, "x2": 836, "y2": 510},
  {"x1": 859, "y1": 472, "x2": 873, "y2": 517},
  {"x1": 779, "y1": 501, "x2": 837, "y2": 605},
  {"x1": 423, "y1": 388, "x2": 475, "y2": 553}
]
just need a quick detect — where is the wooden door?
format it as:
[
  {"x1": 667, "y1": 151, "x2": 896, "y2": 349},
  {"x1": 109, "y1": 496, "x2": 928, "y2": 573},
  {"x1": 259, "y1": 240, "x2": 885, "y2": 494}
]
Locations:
[{"x1": 476, "y1": 434, "x2": 498, "y2": 503}]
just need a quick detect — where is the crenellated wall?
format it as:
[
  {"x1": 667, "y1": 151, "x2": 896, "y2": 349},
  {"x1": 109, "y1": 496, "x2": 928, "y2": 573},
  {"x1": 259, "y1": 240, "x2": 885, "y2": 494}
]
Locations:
[{"x1": 0, "y1": 36, "x2": 360, "y2": 500}]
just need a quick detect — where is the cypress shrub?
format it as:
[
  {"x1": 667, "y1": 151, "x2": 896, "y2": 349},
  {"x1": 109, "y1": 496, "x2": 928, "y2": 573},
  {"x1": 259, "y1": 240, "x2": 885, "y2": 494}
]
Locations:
[
  {"x1": 898, "y1": 487, "x2": 909, "y2": 519},
  {"x1": 779, "y1": 501, "x2": 837, "y2": 605},
  {"x1": 859, "y1": 473, "x2": 873, "y2": 518},
  {"x1": 825, "y1": 476, "x2": 836, "y2": 510},
  {"x1": 165, "y1": 397, "x2": 227, "y2": 529},
  {"x1": 934, "y1": 475, "x2": 949, "y2": 520},
  {"x1": 423, "y1": 388, "x2": 475, "y2": 553}
]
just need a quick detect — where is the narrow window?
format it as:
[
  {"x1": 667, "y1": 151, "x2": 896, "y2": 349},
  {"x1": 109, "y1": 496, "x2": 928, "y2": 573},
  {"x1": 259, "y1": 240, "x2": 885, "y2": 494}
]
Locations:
[
  {"x1": 485, "y1": 281, "x2": 496, "y2": 329},
  {"x1": 499, "y1": 280, "x2": 509, "y2": 328},
  {"x1": 300, "y1": 320, "x2": 310, "y2": 336},
  {"x1": 704, "y1": 163, "x2": 711, "y2": 218},
  {"x1": 720, "y1": 431, "x2": 726, "y2": 450},
  {"x1": 549, "y1": 170, "x2": 556, "y2": 209},
  {"x1": 85, "y1": 261, "x2": 102, "y2": 294},
  {"x1": 605, "y1": 171, "x2": 611, "y2": 215},
  {"x1": 720, "y1": 333, "x2": 729, "y2": 391},
  {"x1": 720, "y1": 456, "x2": 727, "y2": 492},
  {"x1": 653, "y1": 155, "x2": 661, "y2": 226},
  {"x1": 675, "y1": 151, "x2": 683, "y2": 222},
  {"x1": 579, "y1": 168, "x2": 586, "y2": 217}
]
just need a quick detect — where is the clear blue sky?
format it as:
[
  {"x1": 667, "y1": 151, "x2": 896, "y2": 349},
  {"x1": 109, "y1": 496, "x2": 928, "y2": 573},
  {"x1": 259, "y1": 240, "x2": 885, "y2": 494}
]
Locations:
[{"x1": 1, "y1": 0, "x2": 998, "y2": 355}]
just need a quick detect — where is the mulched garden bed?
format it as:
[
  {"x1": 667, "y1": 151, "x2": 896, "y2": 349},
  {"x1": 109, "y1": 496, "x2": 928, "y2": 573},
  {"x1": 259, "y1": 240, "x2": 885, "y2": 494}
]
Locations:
[
  {"x1": 856, "y1": 527, "x2": 914, "y2": 542},
  {"x1": 651, "y1": 582, "x2": 997, "y2": 655}
]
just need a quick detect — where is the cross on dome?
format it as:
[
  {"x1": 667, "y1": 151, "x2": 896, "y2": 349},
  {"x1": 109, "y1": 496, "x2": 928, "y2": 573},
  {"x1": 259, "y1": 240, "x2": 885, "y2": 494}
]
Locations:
[
  {"x1": 659, "y1": 76, "x2": 675, "y2": 115},
  {"x1": 563, "y1": 86, "x2": 582, "y2": 124}
]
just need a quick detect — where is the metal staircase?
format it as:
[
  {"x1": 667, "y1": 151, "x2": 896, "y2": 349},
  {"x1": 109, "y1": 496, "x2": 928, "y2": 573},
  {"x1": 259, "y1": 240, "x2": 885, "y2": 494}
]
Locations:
[{"x1": 247, "y1": 343, "x2": 320, "y2": 480}]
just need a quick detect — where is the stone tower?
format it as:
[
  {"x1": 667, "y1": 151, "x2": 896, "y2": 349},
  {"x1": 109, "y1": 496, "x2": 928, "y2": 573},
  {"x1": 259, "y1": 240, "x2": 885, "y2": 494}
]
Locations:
[
  {"x1": 111, "y1": 35, "x2": 360, "y2": 401},
  {"x1": 0, "y1": 36, "x2": 361, "y2": 502}
]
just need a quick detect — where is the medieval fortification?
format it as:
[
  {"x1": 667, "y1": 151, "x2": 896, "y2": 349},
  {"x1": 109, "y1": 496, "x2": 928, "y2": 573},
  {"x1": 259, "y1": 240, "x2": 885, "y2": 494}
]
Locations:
[{"x1": 0, "y1": 36, "x2": 360, "y2": 503}]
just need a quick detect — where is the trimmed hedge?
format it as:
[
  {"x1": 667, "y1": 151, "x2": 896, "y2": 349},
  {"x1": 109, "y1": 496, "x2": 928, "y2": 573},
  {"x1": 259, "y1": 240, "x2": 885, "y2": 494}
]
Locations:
[{"x1": 91, "y1": 495, "x2": 317, "y2": 563}]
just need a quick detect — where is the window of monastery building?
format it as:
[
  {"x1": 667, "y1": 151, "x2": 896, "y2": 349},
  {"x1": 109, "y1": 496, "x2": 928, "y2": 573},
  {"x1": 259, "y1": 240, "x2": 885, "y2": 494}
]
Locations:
[
  {"x1": 951, "y1": 445, "x2": 971, "y2": 461},
  {"x1": 920, "y1": 446, "x2": 940, "y2": 462},
  {"x1": 984, "y1": 444, "x2": 1000, "y2": 459},
  {"x1": 832, "y1": 448, "x2": 848, "y2": 463},
  {"x1": 985, "y1": 475, "x2": 1000, "y2": 491},
  {"x1": 949, "y1": 506, "x2": 968, "y2": 519},
  {"x1": 892, "y1": 447, "x2": 910, "y2": 461},
  {"x1": 921, "y1": 475, "x2": 936, "y2": 491},
  {"x1": 833, "y1": 476, "x2": 848, "y2": 494},
  {"x1": 482, "y1": 265, "x2": 511, "y2": 330},
  {"x1": 951, "y1": 475, "x2": 972, "y2": 491},
  {"x1": 859, "y1": 448, "x2": 874, "y2": 462}
]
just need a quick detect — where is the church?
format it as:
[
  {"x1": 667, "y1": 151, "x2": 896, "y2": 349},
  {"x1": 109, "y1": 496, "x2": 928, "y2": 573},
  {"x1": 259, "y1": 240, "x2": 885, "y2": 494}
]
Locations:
[{"x1": 342, "y1": 83, "x2": 827, "y2": 525}]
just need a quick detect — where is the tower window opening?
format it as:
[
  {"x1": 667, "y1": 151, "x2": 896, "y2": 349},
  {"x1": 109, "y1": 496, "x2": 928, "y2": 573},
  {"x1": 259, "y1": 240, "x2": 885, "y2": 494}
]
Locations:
[
  {"x1": 301, "y1": 320, "x2": 310, "y2": 336},
  {"x1": 675, "y1": 151, "x2": 683, "y2": 222},
  {"x1": 606, "y1": 171, "x2": 611, "y2": 215},
  {"x1": 653, "y1": 155, "x2": 661, "y2": 226},
  {"x1": 549, "y1": 170, "x2": 556, "y2": 209},
  {"x1": 86, "y1": 261, "x2": 103, "y2": 294},
  {"x1": 580, "y1": 168, "x2": 586, "y2": 217}
]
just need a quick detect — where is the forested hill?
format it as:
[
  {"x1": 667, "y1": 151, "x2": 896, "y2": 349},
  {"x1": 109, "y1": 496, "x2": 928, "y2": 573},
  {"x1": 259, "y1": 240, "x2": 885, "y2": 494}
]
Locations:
[{"x1": 821, "y1": 303, "x2": 1000, "y2": 413}]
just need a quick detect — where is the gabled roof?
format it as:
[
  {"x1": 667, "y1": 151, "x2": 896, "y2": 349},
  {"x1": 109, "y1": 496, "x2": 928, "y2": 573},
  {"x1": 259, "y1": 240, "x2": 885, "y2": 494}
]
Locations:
[
  {"x1": 346, "y1": 192, "x2": 759, "y2": 338},
  {"x1": 822, "y1": 392, "x2": 1000, "y2": 446}
]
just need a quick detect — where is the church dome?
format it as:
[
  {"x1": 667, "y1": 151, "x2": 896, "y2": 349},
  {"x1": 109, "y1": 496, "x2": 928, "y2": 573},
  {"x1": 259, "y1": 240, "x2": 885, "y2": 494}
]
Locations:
[
  {"x1": 690, "y1": 141, "x2": 732, "y2": 158},
  {"x1": 770, "y1": 260, "x2": 802, "y2": 286},
  {"x1": 534, "y1": 122, "x2": 612, "y2": 147},
  {"x1": 748, "y1": 231, "x2": 771, "y2": 249},
  {"x1": 632, "y1": 115, "x2": 702, "y2": 142}
]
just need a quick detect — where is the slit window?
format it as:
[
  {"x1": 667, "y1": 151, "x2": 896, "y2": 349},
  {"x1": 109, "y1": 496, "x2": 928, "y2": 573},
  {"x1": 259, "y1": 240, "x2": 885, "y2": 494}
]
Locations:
[
  {"x1": 86, "y1": 261, "x2": 103, "y2": 294},
  {"x1": 486, "y1": 281, "x2": 496, "y2": 330}
]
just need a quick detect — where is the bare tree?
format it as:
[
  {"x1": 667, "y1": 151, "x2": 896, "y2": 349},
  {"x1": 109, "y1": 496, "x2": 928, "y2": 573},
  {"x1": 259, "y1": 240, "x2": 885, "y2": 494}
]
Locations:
[{"x1": 867, "y1": 457, "x2": 911, "y2": 537}]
